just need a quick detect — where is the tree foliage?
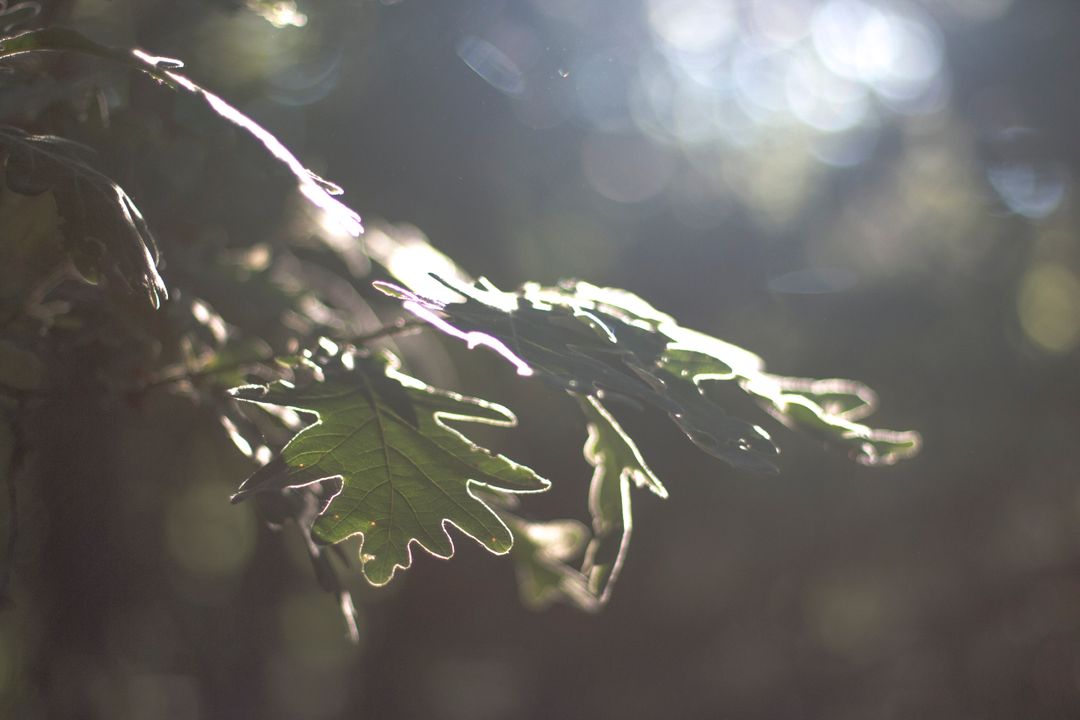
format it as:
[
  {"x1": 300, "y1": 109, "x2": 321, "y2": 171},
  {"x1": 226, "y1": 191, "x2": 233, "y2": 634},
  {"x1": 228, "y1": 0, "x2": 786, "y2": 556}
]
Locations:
[{"x1": 0, "y1": 22, "x2": 920, "y2": 636}]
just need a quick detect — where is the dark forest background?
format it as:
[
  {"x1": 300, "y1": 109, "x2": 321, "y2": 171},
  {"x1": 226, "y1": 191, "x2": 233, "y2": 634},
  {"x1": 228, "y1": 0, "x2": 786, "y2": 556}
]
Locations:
[{"x1": 4, "y1": 0, "x2": 1080, "y2": 718}]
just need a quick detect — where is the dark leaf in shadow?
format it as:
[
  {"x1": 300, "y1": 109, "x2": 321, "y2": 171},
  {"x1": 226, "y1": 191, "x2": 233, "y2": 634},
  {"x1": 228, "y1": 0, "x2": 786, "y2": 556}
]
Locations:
[{"x1": 0, "y1": 127, "x2": 166, "y2": 307}]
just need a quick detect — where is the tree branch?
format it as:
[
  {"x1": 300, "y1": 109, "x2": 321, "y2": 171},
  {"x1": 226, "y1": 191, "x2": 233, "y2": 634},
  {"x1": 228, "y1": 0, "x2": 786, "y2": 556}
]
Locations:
[{"x1": 133, "y1": 317, "x2": 428, "y2": 395}]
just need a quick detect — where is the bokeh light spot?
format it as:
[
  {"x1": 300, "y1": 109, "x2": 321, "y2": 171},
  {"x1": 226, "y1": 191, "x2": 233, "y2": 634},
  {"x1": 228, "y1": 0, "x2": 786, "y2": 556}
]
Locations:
[
  {"x1": 247, "y1": 1, "x2": 308, "y2": 29},
  {"x1": 987, "y1": 161, "x2": 1069, "y2": 220},
  {"x1": 1017, "y1": 263, "x2": 1080, "y2": 354},
  {"x1": 165, "y1": 483, "x2": 257, "y2": 581},
  {"x1": 582, "y1": 131, "x2": 676, "y2": 203},
  {"x1": 456, "y1": 36, "x2": 526, "y2": 96},
  {"x1": 649, "y1": 0, "x2": 737, "y2": 56}
]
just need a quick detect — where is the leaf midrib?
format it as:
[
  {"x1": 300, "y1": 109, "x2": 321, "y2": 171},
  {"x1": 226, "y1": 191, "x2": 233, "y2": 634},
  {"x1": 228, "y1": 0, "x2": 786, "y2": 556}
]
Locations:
[{"x1": 295, "y1": 377, "x2": 513, "y2": 550}]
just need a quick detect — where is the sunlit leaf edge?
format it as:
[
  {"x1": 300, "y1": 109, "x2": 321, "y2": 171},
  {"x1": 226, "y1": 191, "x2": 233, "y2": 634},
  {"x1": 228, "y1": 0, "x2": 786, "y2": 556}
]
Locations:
[{"x1": 229, "y1": 350, "x2": 550, "y2": 586}]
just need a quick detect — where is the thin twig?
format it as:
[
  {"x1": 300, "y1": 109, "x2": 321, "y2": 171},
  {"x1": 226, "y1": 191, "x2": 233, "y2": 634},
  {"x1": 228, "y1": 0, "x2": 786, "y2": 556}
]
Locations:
[
  {"x1": 343, "y1": 316, "x2": 428, "y2": 345},
  {"x1": 134, "y1": 317, "x2": 427, "y2": 395}
]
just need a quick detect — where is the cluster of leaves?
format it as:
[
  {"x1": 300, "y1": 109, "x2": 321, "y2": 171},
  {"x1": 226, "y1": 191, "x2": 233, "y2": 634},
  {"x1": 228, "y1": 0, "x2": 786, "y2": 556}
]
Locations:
[
  {"x1": 344, "y1": 271, "x2": 919, "y2": 608},
  {"x1": 0, "y1": 25, "x2": 920, "y2": 628},
  {"x1": 0, "y1": 26, "x2": 371, "y2": 614}
]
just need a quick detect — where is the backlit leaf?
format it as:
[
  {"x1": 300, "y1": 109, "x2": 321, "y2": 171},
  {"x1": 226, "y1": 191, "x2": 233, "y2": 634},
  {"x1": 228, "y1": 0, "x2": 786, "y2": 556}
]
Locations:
[
  {"x1": 230, "y1": 350, "x2": 549, "y2": 586},
  {"x1": 379, "y1": 275, "x2": 920, "y2": 470},
  {"x1": 504, "y1": 396, "x2": 668, "y2": 610},
  {"x1": 578, "y1": 395, "x2": 665, "y2": 605},
  {"x1": 0, "y1": 28, "x2": 362, "y2": 239},
  {"x1": 505, "y1": 516, "x2": 594, "y2": 610},
  {"x1": 0, "y1": 127, "x2": 167, "y2": 307},
  {"x1": 0, "y1": 183, "x2": 64, "y2": 316}
]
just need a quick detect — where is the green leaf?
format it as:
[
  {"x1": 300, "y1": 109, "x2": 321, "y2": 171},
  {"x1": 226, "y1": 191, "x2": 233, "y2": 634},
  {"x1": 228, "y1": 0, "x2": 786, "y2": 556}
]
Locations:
[
  {"x1": 379, "y1": 275, "x2": 920, "y2": 471},
  {"x1": 562, "y1": 284, "x2": 921, "y2": 465},
  {"x1": 0, "y1": 183, "x2": 64, "y2": 315},
  {"x1": 502, "y1": 397, "x2": 667, "y2": 610},
  {"x1": 581, "y1": 395, "x2": 666, "y2": 501},
  {"x1": 505, "y1": 516, "x2": 594, "y2": 610},
  {"x1": 658, "y1": 347, "x2": 920, "y2": 465},
  {"x1": 0, "y1": 128, "x2": 167, "y2": 307},
  {"x1": 0, "y1": 182, "x2": 62, "y2": 257},
  {"x1": 739, "y1": 373, "x2": 921, "y2": 466},
  {"x1": 377, "y1": 277, "x2": 780, "y2": 472},
  {"x1": 0, "y1": 28, "x2": 362, "y2": 240},
  {"x1": 578, "y1": 395, "x2": 664, "y2": 605},
  {"x1": 760, "y1": 375, "x2": 878, "y2": 421},
  {"x1": 230, "y1": 351, "x2": 549, "y2": 586}
]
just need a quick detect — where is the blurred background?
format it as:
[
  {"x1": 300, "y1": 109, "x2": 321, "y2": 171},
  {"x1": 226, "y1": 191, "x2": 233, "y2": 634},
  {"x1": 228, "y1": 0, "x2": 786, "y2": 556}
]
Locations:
[{"x1": 4, "y1": 0, "x2": 1080, "y2": 717}]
